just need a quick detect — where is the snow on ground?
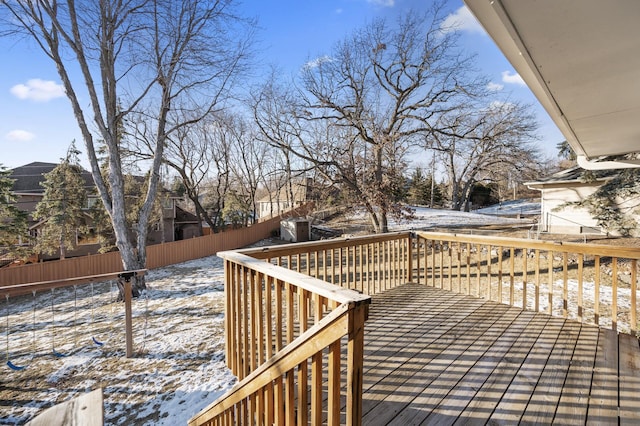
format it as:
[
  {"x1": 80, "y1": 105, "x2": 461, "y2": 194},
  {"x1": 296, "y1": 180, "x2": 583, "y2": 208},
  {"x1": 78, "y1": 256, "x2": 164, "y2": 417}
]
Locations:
[
  {"x1": 475, "y1": 198, "x2": 541, "y2": 216},
  {"x1": 0, "y1": 209, "x2": 632, "y2": 424},
  {"x1": 0, "y1": 255, "x2": 236, "y2": 425},
  {"x1": 340, "y1": 205, "x2": 533, "y2": 231}
]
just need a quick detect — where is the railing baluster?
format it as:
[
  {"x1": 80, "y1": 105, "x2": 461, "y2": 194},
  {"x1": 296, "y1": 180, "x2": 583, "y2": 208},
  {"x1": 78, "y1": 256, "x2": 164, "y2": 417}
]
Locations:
[
  {"x1": 612, "y1": 258, "x2": 618, "y2": 332},
  {"x1": 266, "y1": 276, "x2": 273, "y2": 360},
  {"x1": 547, "y1": 251, "x2": 553, "y2": 315},
  {"x1": 275, "y1": 376, "x2": 284, "y2": 425},
  {"x1": 476, "y1": 244, "x2": 481, "y2": 297},
  {"x1": 595, "y1": 255, "x2": 600, "y2": 326},
  {"x1": 510, "y1": 247, "x2": 515, "y2": 306},
  {"x1": 487, "y1": 244, "x2": 492, "y2": 300},
  {"x1": 523, "y1": 249, "x2": 528, "y2": 310},
  {"x1": 466, "y1": 242, "x2": 471, "y2": 295},
  {"x1": 457, "y1": 242, "x2": 462, "y2": 293},
  {"x1": 275, "y1": 279, "x2": 283, "y2": 352},
  {"x1": 242, "y1": 267, "x2": 249, "y2": 378},
  {"x1": 328, "y1": 340, "x2": 341, "y2": 426},
  {"x1": 563, "y1": 252, "x2": 568, "y2": 318},
  {"x1": 285, "y1": 369, "x2": 295, "y2": 425},
  {"x1": 577, "y1": 254, "x2": 584, "y2": 321},
  {"x1": 632, "y1": 259, "x2": 637, "y2": 336},
  {"x1": 498, "y1": 246, "x2": 503, "y2": 303},
  {"x1": 440, "y1": 241, "x2": 445, "y2": 289},
  {"x1": 297, "y1": 290, "x2": 309, "y2": 426},
  {"x1": 535, "y1": 249, "x2": 541, "y2": 312}
]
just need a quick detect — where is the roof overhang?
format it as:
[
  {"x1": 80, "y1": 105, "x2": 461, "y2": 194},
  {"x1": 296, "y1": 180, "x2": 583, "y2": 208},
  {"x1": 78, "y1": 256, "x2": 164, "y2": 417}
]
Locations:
[{"x1": 464, "y1": 0, "x2": 640, "y2": 161}]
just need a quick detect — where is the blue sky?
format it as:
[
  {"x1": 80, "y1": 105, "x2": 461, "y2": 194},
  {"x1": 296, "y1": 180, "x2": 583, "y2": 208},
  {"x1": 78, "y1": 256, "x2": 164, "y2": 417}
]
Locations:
[{"x1": 0, "y1": 0, "x2": 564, "y2": 170}]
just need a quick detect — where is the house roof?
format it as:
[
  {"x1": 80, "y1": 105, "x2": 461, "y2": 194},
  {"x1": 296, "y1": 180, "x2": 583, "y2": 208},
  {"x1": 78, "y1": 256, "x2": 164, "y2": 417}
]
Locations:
[
  {"x1": 464, "y1": 0, "x2": 640, "y2": 161},
  {"x1": 9, "y1": 162, "x2": 94, "y2": 194},
  {"x1": 525, "y1": 166, "x2": 617, "y2": 188}
]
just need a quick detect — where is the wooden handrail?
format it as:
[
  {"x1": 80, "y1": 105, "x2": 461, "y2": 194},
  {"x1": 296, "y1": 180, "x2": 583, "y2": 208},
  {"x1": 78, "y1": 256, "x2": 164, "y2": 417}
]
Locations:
[
  {"x1": 415, "y1": 231, "x2": 640, "y2": 335},
  {"x1": 218, "y1": 251, "x2": 370, "y2": 305},
  {"x1": 237, "y1": 231, "x2": 412, "y2": 259},
  {"x1": 189, "y1": 303, "x2": 352, "y2": 425},
  {"x1": 418, "y1": 231, "x2": 640, "y2": 259}
]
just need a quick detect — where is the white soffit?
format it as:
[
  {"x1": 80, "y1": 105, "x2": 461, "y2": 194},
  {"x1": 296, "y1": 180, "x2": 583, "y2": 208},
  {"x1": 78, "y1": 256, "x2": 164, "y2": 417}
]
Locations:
[{"x1": 464, "y1": 0, "x2": 640, "y2": 159}]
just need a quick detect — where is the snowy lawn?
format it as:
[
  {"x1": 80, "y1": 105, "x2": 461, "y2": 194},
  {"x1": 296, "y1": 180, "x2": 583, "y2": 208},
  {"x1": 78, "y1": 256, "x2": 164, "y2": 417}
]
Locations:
[
  {"x1": 1, "y1": 206, "x2": 635, "y2": 424},
  {"x1": 0, "y1": 255, "x2": 235, "y2": 425}
]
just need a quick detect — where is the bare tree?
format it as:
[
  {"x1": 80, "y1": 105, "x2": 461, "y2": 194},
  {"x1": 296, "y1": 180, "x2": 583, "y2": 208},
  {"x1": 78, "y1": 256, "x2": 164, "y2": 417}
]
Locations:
[
  {"x1": 1, "y1": 1, "x2": 253, "y2": 292},
  {"x1": 226, "y1": 116, "x2": 269, "y2": 224},
  {"x1": 254, "y1": 6, "x2": 485, "y2": 232},
  {"x1": 433, "y1": 101, "x2": 539, "y2": 211},
  {"x1": 143, "y1": 112, "x2": 232, "y2": 234}
]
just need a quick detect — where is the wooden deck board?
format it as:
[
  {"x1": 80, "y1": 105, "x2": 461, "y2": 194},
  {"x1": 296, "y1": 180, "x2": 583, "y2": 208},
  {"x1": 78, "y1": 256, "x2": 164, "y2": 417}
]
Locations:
[
  {"x1": 419, "y1": 309, "x2": 537, "y2": 425},
  {"x1": 360, "y1": 284, "x2": 640, "y2": 425},
  {"x1": 587, "y1": 328, "x2": 619, "y2": 424},
  {"x1": 619, "y1": 333, "x2": 640, "y2": 424}
]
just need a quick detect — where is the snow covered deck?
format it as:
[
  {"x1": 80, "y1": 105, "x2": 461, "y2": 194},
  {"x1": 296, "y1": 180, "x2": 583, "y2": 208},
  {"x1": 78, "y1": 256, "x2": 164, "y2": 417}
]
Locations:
[{"x1": 361, "y1": 283, "x2": 640, "y2": 425}]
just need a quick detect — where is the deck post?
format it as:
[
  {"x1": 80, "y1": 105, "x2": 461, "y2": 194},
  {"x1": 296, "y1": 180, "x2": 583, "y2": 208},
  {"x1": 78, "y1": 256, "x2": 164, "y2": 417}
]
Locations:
[{"x1": 346, "y1": 302, "x2": 367, "y2": 426}]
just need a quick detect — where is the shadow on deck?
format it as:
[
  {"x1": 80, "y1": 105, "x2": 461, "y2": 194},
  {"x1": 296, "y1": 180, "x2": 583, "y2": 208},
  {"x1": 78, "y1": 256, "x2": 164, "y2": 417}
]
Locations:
[{"x1": 361, "y1": 283, "x2": 640, "y2": 425}]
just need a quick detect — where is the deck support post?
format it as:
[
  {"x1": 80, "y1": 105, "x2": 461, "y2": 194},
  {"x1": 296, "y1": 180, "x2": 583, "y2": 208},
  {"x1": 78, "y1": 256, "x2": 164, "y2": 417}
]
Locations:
[{"x1": 346, "y1": 302, "x2": 367, "y2": 426}]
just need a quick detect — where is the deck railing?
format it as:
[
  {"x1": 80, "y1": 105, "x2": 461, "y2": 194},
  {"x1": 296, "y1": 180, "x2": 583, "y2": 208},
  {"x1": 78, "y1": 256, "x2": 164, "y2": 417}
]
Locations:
[
  {"x1": 190, "y1": 230, "x2": 639, "y2": 425},
  {"x1": 415, "y1": 231, "x2": 640, "y2": 335},
  {"x1": 189, "y1": 232, "x2": 413, "y2": 426}
]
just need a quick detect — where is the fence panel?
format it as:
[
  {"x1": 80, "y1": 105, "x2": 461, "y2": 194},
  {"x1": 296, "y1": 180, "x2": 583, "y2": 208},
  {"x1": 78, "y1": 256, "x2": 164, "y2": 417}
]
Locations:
[{"x1": 1, "y1": 205, "x2": 311, "y2": 287}]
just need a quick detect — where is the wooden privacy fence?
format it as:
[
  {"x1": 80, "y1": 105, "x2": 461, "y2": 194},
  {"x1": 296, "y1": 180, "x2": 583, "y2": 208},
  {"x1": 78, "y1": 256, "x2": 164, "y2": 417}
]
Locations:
[
  {"x1": 414, "y1": 231, "x2": 640, "y2": 335},
  {"x1": 0, "y1": 204, "x2": 312, "y2": 287}
]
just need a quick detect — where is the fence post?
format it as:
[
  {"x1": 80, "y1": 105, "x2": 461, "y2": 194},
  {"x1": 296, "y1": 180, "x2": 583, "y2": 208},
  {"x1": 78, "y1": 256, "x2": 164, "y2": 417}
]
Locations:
[{"x1": 119, "y1": 272, "x2": 136, "y2": 358}]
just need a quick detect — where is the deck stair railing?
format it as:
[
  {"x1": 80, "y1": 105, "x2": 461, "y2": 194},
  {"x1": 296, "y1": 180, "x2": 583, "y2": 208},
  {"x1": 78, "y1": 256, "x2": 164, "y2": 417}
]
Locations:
[{"x1": 189, "y1": 232, "x2": 413, "y2": 426}]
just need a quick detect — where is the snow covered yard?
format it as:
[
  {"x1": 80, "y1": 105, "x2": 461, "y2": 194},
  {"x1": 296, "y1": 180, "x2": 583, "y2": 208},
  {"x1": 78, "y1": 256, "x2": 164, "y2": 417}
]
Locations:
[
  {"x1": 0, "y1": 206, "x2": 636, "y2": 424},
  {"x1": 0, "y1": 255, "x2": 235, "y2": 425}
]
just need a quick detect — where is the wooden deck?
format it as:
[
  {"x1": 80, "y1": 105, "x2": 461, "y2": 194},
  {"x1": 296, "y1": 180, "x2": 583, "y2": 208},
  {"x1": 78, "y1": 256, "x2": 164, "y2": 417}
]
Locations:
[{"x1": 360, "y1": 283, "x2": 640, "y2": 425}]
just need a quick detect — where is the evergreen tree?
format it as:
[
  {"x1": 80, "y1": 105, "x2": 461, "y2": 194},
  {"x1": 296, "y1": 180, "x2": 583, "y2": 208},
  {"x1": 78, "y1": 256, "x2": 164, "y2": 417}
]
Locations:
[
  {"x1": 0, "y1": 165, "x2": 28, "y2": 256},
  {"x1": 33, "y1": 143, "x2": 88, "y2": 259},
  {"x1": 222, "y1": 191, "x2": 252, "y2": 228},
  {"x1": 407, "y1": 168, "x2": 443, "y2": 207},
  {"x1": 572, "y1": 167, "x2": 640, "y2": 236}
]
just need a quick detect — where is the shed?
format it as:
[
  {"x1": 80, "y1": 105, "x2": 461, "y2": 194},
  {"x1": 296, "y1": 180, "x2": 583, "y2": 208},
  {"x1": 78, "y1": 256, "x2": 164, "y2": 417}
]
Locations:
[{"x1": 280, "y1": 218, "x2": 310, "y2": 243}]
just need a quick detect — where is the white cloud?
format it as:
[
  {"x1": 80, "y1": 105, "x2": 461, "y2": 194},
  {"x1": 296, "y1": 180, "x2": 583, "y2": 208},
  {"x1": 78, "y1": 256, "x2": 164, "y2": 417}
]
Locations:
[
  {"x1": 10, "y1": 79, "x2": 65, "y2": 102},
  {"x1": 303, "y1": 55, "x2": 334, "y2": 70},
  {"x1": 367, "y1": 0, "x2": 394, "y2": 6},
  {"x1": 501, "y1": 71, "x2": 526, "y2": 86},
  {"x1": 6, "y1": 129, "x2": 35, "y2": 142},
  {"x1": 487, "y1": 82, "x2": 504, "y2": 92},
  {"x1": 441, "y1": 6, "x2": 485, "y2": 34}
]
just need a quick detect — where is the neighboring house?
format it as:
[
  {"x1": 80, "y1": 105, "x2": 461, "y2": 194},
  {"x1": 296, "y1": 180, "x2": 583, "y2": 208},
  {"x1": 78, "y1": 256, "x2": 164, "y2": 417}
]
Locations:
[
  {"x1": 525, "y1": 167, "x2": 637, "y2": 235},
  {"x1": 257, "y1": 178, "x2": 315, "y2": 220},
  {"x1": 8, "y1": 162, "x2": 200, "y2": 259}
]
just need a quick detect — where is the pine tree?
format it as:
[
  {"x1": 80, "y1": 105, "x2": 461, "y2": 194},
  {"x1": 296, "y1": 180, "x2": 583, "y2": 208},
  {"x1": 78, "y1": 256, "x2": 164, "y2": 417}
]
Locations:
[
  {"x1": 33, "y1": 143, "x2": 89, "y2": 259},
  {"x1": 407, "y1": 168, "x2": 443, "y2": 207},
  {"x1": 0, "y1": 165, "x2": 28, "y2": 257}
]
